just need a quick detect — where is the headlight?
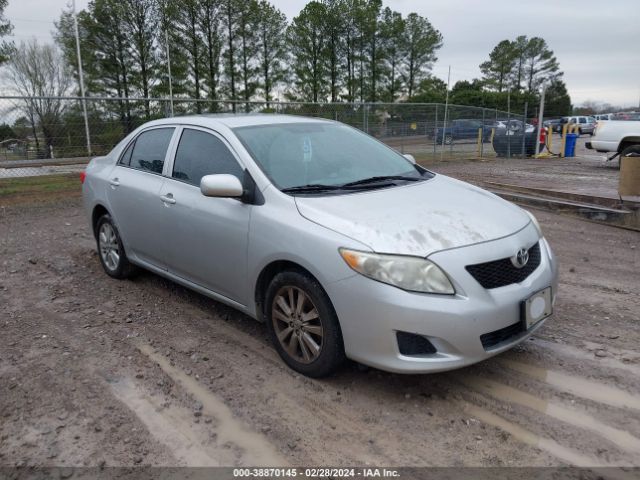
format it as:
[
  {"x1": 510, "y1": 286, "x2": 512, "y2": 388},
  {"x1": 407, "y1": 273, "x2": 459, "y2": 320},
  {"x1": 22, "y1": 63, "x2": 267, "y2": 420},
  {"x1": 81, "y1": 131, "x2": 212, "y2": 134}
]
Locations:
[
  {"x1": 339, "y1": 248, "x2": 455, "y2": 294},
  {"x1": 525, "y1": 210, "x2": 542, "y2": 236}
]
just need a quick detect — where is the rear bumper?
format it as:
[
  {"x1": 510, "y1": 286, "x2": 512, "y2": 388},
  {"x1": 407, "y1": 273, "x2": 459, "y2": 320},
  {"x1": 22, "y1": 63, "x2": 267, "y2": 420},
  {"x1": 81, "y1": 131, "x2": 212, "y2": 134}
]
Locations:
[{"x1": 326, "y1": 226, "x2": 559, "y2": 374}]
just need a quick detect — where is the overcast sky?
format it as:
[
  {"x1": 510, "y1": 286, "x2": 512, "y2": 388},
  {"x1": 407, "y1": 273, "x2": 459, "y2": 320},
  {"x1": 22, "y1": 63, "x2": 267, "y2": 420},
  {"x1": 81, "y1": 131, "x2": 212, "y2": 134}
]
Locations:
[{"x1": 4, "y1": 0, "x2": 639, "y2": 108}]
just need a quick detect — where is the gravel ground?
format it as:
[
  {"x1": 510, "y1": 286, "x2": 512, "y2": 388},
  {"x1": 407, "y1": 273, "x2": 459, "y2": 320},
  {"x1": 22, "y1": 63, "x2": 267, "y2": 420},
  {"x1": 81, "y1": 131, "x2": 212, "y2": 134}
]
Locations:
[
  {"x1": 1, "y1": 180, "x2": 639, "y2": 469},
  {"x1": 425, "y1": 135, "x2": 621, "y2": 200}
]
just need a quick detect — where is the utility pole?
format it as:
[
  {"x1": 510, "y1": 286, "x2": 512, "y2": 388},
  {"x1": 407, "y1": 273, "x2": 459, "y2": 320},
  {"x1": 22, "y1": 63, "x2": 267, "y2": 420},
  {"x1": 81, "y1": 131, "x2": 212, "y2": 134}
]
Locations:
[
  {"x1": 166, "y1": 29, "x2": 174, "y2": 117},
  {"x1": 72, "y1": 0, "x2": 91, "y2": 157},
  {"x1": 535, "y1": 84, "x2": 546, "y2": 157},
  {"x1": 440, "y1": 65, "x2": 451, "y2": 161}
]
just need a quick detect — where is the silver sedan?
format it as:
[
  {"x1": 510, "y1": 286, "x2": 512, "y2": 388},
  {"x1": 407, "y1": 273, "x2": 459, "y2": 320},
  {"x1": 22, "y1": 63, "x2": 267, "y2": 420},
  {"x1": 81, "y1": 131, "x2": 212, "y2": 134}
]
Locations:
[{"x1": 82, "y1": 115, "x2": 558, "y2": 377}]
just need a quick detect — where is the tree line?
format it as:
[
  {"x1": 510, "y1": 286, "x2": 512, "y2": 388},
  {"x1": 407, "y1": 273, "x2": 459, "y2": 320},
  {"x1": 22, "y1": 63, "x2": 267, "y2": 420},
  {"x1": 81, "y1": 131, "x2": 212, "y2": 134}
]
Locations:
[
  {"x1": 54, "y1": 0, "x2": 443, "y2": 111},
  {"x1": 408, "y1": 34, "x2": 570, "y2": 117},
  {"x1": 0, "y1": 0, "x2": 573, "y2": 157}
]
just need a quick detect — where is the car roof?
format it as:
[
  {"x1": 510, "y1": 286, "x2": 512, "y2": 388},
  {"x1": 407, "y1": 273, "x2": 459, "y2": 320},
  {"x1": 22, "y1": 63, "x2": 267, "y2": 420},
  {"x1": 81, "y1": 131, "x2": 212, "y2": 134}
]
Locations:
[{"x1": 140, "y1": 114, "x2": 332, "y2": 129}]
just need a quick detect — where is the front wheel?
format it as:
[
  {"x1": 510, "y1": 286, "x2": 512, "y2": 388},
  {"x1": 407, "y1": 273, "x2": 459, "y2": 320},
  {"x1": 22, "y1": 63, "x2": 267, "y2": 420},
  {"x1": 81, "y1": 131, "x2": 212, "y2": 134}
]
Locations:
[
  {"x1": 265, "y1": 270, "x2": 345, "y2": 377},
  {"x1": 444, "y1": 134, "x2": 453, "y2": 145}
]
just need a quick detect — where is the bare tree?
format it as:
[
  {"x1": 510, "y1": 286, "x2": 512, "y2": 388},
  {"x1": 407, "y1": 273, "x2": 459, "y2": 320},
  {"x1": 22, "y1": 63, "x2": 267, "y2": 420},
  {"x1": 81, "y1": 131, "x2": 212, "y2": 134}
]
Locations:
[{"x1": 4, "y1": 40, "x2": 72, "y2": 158}]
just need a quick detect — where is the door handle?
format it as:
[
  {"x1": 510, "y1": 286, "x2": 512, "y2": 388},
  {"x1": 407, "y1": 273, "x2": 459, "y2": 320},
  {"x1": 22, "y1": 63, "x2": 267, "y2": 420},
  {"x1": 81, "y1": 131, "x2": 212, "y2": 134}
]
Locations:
[
  {"x1": 160, "y1": 194, "x2": 176, "y2": 205},
  {"x1": 109, "y1": 177, "x2": 120, "y2": 187}
]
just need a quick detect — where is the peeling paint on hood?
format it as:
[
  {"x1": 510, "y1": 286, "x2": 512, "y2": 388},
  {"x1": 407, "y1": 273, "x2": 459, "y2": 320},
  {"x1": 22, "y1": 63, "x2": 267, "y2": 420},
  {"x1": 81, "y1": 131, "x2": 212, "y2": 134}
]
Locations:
[{"x1": 294, "y1": 174, "x2": 530, "y2": 256}]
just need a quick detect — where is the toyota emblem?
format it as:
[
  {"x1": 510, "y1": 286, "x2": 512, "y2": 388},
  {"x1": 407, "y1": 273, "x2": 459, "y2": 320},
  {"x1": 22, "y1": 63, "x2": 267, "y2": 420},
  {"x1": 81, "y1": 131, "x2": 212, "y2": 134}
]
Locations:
[{"x1": 511, "y1": 248, "x2": 529, "y2": 269}]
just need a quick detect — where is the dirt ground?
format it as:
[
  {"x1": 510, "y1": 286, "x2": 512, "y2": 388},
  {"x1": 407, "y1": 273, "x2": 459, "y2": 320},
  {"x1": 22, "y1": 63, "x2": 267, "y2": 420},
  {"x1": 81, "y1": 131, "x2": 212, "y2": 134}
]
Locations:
[
  {"x1": 420, "y1": 135, "x2": 622, "y2": 200},
  {"x1": 1, "y1": 169, "x2": 639, "y2": 470}
]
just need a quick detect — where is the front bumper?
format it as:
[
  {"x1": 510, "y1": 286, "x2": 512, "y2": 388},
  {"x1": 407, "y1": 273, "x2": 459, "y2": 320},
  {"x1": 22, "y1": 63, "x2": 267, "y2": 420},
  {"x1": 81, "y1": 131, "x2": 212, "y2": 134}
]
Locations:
[{"x1": 325, "y1": 224, "x2": 559, "y2": 374}]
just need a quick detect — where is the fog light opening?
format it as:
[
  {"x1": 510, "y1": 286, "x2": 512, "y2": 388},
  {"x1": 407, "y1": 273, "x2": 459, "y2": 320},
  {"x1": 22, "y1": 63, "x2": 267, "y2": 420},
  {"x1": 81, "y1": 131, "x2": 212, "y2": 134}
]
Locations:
[{"x1": 396, "y1": 331, "x2": 437, "y2": 356}]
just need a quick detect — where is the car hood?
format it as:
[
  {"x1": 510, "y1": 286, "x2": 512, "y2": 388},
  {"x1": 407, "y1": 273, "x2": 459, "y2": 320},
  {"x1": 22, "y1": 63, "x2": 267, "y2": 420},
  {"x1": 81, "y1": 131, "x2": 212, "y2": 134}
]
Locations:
[{"x1": 294, "y1": 174, "x2": 530, "y2": 257}]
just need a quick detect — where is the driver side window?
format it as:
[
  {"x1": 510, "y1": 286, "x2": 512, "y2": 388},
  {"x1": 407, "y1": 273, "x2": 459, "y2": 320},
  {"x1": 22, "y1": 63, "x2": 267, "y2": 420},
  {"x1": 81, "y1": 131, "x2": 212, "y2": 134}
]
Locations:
[{"x1": 172, "y1": 128, "x2": 244, "y2": 187}]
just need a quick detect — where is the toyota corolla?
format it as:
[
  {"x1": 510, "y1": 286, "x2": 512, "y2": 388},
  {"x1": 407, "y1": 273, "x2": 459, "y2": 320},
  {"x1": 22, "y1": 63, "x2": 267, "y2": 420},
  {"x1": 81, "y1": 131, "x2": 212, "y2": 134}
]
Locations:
[{"x1": 82, "y1": 115, "x2": 558, "y2": 377}]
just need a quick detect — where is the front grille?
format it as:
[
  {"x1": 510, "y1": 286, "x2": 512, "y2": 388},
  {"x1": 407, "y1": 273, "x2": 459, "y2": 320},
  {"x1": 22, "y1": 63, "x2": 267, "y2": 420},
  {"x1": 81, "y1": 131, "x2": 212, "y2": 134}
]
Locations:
[
  {"x1": 480, "y1": 321, "x2": 524, "y2": 350},
  {"x1": 465, "y1": 242, "x2": 541, "y2": 289},
  {"x1": 396, "y1": 331, "x2": 437, "y2": 356}
]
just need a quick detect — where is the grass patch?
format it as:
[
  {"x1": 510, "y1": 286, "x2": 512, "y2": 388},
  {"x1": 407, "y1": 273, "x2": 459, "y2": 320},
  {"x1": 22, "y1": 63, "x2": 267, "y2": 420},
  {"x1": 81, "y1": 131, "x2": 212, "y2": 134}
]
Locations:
[{"x1": 0, "y1": 174, "x2": 81, "y2": 202}]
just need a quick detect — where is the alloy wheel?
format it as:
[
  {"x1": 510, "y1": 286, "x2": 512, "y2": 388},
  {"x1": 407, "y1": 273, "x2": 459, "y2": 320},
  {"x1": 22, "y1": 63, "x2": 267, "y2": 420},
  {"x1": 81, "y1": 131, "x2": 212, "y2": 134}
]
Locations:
[
  {"x1": 271, "y1": 286, "x2": 324, "y2": 364},
  {"x1": 99, "y1": 222, "x2": 120, "y2": 271}
]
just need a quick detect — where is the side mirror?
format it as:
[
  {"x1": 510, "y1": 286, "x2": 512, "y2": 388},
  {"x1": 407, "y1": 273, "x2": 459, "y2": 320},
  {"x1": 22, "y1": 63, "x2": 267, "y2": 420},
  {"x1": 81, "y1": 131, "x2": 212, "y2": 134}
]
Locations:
[
  {"x1": 200, "y1": 174, "x2": 244, "y2": 198},
  {"x1": 403, "y1": 154, "x2": 416, "y2": 164}
]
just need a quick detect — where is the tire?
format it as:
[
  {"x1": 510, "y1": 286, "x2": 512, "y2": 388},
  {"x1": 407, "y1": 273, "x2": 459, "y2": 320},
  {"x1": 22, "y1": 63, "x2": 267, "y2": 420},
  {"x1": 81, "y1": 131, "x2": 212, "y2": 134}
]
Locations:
[
  {"x1": 619, "y1": 145, "x2": 640, "y2": 171},
  {"x1": 265, "y1": 270, "x2": 345, "y2": 377},
  {"x1": 444, "y1": 134, "x2": 453, "y2": 145},
  {"x1": 578, "y1": 128, "x2": 583, "y2": 136},
  {"x1": 95, "y1": 214, "x2": 137, "y2": 279}
]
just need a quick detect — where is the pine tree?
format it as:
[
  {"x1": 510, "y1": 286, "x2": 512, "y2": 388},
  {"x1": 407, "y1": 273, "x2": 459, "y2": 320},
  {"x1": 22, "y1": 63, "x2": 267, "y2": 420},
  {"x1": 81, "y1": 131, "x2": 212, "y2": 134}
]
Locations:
[
  {"x1": 402, "y1": 13, "x2": 442, "y2": 99},
  {"x1": 0, "y1": 0, "x2": 14, "y2": 64},
  {"x1": 380, "y1": 7, "x2": 405, "y2": 101},
  {"x1": 288, "y1": 2, "x2": 329, "y2": 102},
  {"x1": 479, "y1": 40, "x2": 516, "y2": 93},
  {"x1": 255, "y1": 0, "x2": 288, "y2": 105}
]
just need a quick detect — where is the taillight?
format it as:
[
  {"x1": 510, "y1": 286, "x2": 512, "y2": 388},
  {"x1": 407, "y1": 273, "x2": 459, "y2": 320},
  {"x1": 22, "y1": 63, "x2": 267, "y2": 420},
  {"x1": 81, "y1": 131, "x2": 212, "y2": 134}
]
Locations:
[{"x1": 80, "y1": 171, "x2": 86, "y2": 184}]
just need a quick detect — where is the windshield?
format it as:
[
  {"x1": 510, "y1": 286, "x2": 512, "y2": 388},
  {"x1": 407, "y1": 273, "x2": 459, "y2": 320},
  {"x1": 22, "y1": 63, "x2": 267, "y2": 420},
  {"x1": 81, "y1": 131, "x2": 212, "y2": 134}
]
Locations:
[{"x1": 233, "y1": 122, "x2": 429, "y2": 191}]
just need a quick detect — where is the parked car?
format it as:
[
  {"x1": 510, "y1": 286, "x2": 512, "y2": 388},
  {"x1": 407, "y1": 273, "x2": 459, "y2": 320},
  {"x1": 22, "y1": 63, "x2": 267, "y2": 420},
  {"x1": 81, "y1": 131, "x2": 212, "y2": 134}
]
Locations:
[
  {"x1": 492, "y1": 125, "x2": 545, "y2": 157},
  {"x1": 83, "y1": 115, "x2": 558, "y2": 377},
  {"x1": 594, "y1": 113, "x2": 615, "y2": 121},
  {"x1": 493, "y1": 119, "x2": 535, "y2": 134},
  {"x1": 435, "y1": 119, "x2": 492, "y2": 144},
  {"x1": 560, "y1": 116, "x2": 597, "y2": 135},
  {"x1": 543, "y1": 118, "x2": 563, "y2": 132},
  {"x1": 613, "y1": 112, "x2": 640, "y2": 121},
  {"x1": 586, "y1": 120, "x2": 640, "y2": 165}
]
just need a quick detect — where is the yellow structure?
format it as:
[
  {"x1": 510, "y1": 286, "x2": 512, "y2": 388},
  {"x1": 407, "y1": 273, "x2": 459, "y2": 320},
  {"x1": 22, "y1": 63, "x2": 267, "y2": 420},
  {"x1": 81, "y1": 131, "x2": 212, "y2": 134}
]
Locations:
[{"x1": 560, "y1": 123, "x2": 569, "y2": 157}]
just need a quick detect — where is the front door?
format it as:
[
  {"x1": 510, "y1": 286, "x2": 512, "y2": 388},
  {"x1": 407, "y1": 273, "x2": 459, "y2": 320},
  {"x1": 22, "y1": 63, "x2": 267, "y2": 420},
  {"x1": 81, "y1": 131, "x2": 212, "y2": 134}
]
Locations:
[{"x1": 159, "y1": 127, "x2": 251, "y2": 305}]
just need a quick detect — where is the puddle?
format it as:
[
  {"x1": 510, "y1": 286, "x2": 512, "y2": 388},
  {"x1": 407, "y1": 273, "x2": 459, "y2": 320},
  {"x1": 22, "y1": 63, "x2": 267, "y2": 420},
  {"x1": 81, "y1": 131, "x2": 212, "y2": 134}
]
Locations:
[
  {"x1": 460, "y1": 375, "x2": 640, "y2": 455},
  {"x1": 110, "y1": 377, "x2": 220, "y2": 466},
  {"x1": 534, "y1": 339, "x2": 640, "y2": 377},
  {"x1": 463, "y1": 403, "x2": 636, "y2": 473},
  {"x1": 137, "y1": 342, "x2": 285, "y2": 466},
  {"x1": 497, "y1": 359, "x2": 640, "y2": 411}
]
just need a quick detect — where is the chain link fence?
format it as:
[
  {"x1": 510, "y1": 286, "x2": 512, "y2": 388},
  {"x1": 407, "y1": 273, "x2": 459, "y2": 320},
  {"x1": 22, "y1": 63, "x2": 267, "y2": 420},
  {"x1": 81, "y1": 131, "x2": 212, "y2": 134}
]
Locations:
[{"x1": 0, "y1": 96, "x2": 525, "y2": 179}]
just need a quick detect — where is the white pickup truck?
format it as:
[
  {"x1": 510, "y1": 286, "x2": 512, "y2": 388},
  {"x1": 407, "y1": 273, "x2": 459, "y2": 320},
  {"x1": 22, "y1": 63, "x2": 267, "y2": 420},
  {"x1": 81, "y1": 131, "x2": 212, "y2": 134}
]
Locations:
[{"x1": 586, "y1": 121, "x2": 640, "y2": 162}]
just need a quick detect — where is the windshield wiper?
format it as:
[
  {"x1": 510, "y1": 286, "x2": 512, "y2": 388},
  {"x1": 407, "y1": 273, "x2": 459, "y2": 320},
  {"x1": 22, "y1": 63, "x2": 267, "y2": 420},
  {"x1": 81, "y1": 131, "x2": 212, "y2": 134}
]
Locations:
[
  {"x1": 341, "y1": 175, "x2": 421, "y2": 187},
  {"x1": 281, "y1": 184, "x2": 343, "y2": 193}
]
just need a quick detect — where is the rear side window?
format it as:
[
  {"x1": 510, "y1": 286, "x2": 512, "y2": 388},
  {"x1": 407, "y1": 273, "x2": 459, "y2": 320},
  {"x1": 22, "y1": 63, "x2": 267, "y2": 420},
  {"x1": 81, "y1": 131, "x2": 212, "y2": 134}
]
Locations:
[
  {"x1": 129, "y1": 128, "x2": 174, "y2": 174},
  {"x1": 172, "y1": 129, "x2": 243, "y2": 186},
  {"x1": 119, "y1": 141, "x2": 135, "y2": 166}
]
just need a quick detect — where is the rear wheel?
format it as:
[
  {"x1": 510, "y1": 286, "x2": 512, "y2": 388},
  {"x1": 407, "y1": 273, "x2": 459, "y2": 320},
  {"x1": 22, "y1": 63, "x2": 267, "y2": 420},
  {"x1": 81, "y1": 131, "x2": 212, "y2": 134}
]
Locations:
[
  {"x1": 96, "y1": 214, "x2": 137, "y2": 279},
  {"x1": 265, "y1": 270, "x2": 345, "y2": 377}
]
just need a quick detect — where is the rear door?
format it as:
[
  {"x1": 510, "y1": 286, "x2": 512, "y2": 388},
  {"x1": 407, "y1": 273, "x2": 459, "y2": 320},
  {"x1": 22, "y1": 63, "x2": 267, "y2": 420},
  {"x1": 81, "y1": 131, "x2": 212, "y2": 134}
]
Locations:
[
  {"x1": 107, "y1": 127, "x2": 176, "y2": 269},
  {"x1": 159, "y1": 127, "x2": 252, "y2": 305}
]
